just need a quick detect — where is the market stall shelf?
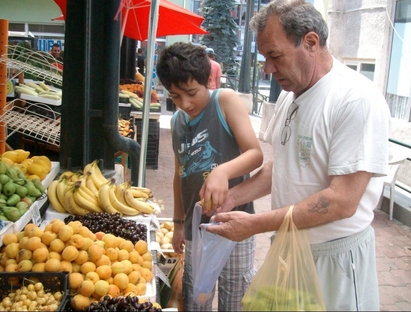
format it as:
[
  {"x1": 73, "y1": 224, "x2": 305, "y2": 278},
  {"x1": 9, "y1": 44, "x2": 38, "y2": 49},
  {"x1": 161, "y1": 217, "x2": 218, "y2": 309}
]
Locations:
[{"x1": 0, "y1": 99, "x2": 60, "y2": 148}]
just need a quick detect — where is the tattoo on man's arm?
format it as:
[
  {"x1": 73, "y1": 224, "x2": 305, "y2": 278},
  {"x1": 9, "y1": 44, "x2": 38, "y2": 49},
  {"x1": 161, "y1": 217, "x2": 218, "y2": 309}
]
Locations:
[{"x1": 308, "y1": 197, "x2": 329, "y2": 214}]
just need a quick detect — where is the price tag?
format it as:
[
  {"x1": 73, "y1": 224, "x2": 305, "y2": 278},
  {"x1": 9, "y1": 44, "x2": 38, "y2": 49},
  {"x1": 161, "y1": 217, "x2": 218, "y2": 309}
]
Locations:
[
  {"x1": 31, "y1": 203, "x2": 43, "y2": 226},
  {"x1": 156, "y1": 264, "x2": 170, "y2": 287}
]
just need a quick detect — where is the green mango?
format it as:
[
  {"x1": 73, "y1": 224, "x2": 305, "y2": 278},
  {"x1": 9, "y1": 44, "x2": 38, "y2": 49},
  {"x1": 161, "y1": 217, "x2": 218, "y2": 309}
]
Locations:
[
  {"x1": 20, "y1": 196, "x2": 33, "y2": 207},
  {"x1": 14, "y1": 178, "x2": 26, "y2": 186},
  {"x1": 0, "y1": 215, "x2": 9, "y2": 221},
  {"x1": 0, "y1": 161, "x2": 8, "y2": 175},
  {"x1": 2, "y1": 206, "x2": 21, "y2": 222},
  {"x1": 16, "y1": 201, "x2": 29, "y2": 216},
  {"x1": 2, "y1": 180, "x2": 16, "y2": 196},
  {"x1": 17, "y1": 170, "x2": 27, "y2": 181},
  {"x1": 0, "y1": 198, "x2": 7, "y2": 208},
  {"x1": 15, "y1": 184, "x2": 28, "y2": 198},
  {"x1": 6, "y1": 167, "x2": 18, "y2": 181},
  {"x1": 32, "y1": 178, "x2": 45, "y2": 194},
  {"x1": 27, "y1": 195, "x2": 37, "y2": 203},
  {"x1": 26, "y1": 184, "x2": 42, "y2": 198},
  {"x1": 0, "y1": 174, "x2": 10, "y2": 185},
  {"x1": 7, "y1": 194, "x2": 21, "y2": 207}
]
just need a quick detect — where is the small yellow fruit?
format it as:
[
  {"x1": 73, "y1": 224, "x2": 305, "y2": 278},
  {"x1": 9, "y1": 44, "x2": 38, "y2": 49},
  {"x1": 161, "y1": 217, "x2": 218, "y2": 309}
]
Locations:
[
  {"x1": 2, "y1": 233, "x2": 18, "y2": 245},
  {"x1": 78, "y1": 280, "x2": 95, "y2": 297},
  {"x1": 62, "y1": 245, "x2": 79, "y2": 262},
  {"x1": 2, "y1": 151, "x2": 18, "y2": 163},
  {"x1": 45, "y1": 258, "x2": 61, "y2": 272},
  {"x1": 94, "y1": 280, "x2": 109, "y2": 297},
  {"x1": 113, "y1": 273, "x2": 129, "y2": 290},
  {"x1": 71, "y1": 294, "x2": 91, "y2": 311},
  {"x1": 69, "y1": 272, "x2": 84, "y2": 290},
  {"x1": 134, "y1": 240, "x2": 148, "y2": 255},
  {"x1": 58, "y1": 225, "x2": 74, "y2": 242},
  {"x1": 14, "y1": 149, "x2": 30, "y2": 163}
]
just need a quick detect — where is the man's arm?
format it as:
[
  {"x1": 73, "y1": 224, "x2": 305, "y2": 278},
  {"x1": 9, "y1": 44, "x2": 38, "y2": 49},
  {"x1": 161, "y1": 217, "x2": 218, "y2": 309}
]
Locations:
[{"x1": 207, "y1": 171, "x2": 372, "y2": 241}]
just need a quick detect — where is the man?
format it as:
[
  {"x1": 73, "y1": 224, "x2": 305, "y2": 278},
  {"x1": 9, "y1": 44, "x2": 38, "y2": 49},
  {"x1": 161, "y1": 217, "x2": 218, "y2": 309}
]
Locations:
[
  {"x1": 50, "y1": 43, "x2": 61, "y2": 59},
  {"x1": 206, "y1": 0, "x2": 390, "y2": 310},
  {"x1": 137, "y1": 48, "x2": 146, "y2": 75},
  {"x1": 205, "y1": 47, "x2": 222, "y2": 90}
]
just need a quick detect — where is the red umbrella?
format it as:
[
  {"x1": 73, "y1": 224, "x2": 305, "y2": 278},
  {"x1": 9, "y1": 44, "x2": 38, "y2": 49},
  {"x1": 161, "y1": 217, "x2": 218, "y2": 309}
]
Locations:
[{"x1": 53, "y1": 0, "x2": 208, "y2": 41}]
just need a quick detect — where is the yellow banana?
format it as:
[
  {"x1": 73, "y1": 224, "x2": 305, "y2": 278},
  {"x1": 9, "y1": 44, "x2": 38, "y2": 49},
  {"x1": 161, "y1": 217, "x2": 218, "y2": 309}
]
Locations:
[
  {"x1": 85, "y1": 172, "x2": 100, "y2": 197},
  {"x1": 73, "y1": 183, "x2": 103, "y2": 213},
  {"x1": 87, "y1": 160, "x2": 109, "y2": 189},
  {"x1": 130, "y1": 186, "x2": 152, "y2": 197},
  {"x1": 109, "y1": 184, "x2": 140, "y2": 216},
  {"x1": 59, "y1": 171, "x2": 74, "y2": 180},
  {"x1": 98, "y1": 182, "x2": 121, "y2": 215},
  {"x1": 76, "y1": 176, "x2": 99, "y2": 201},
  {"x1": 64, "y1": 186, "x2": 89, "y2": 216},
  {"x1": 129, "y1": 187, "x2": 150, "y2": 199},
  {"x1": 47, "y1": 179, "x2": 67, "y2": 213},
  {"x1": 56, "y1": 177, "x2": 69, "y2": 211},
  {"x1": 69, "y1": 171, "x2": 82, "y2": 183},
  {"x1": 124, "y1": 186, "x2": 157, "y2": 214},
  {"x1": 115, "y1": 181, "x2": 131, "y2": 205}
]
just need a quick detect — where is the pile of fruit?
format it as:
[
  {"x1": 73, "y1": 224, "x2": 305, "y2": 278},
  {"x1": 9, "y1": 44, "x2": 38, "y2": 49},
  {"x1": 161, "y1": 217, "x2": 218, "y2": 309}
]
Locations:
[
  {"x1": 1, "y1": 150, "x2": 52, "y2": 181},
  {"x1": 47, "y1": 160, "x2": 160, "y2": 217},
  {"x1": 0, "y1": 220, "x2": 160, "y2": 310},
  {"x1": 118, "y1": 118, "x2": 134, "y2": 138},
  {"x1": 118, "y1": 90, "x2": 161, "y2": 111},
  {"x1": 0, "y1": 279, "x2": 64, "y2": 311},
  {"x1": 64, "y1": 212, "x2": 147, "y2": 245},
  {"x1": 15, "y1": 81, "x2": 61, "y2": 101},
  {"x1": 0, "y1": 156, "x2": 48, "y2": 222},
  {"x1": 156, "y1": 221, "x2": 174, "y2": 251}
]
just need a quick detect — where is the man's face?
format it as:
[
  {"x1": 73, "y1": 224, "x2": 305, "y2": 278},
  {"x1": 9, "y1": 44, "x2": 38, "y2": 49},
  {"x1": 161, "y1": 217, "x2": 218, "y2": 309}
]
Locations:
[
  {"x1": 257, "y1": 15, "x2": 314, "y2": 97},
  {"x1": 51, "y1": 46, "x2": 61, "y2": 58}
]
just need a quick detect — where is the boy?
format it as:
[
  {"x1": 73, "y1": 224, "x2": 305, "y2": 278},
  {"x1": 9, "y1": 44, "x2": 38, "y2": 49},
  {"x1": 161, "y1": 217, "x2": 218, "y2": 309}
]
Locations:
[{"x1": 156, "y1": 42, "x2": 263, "y2": 311}]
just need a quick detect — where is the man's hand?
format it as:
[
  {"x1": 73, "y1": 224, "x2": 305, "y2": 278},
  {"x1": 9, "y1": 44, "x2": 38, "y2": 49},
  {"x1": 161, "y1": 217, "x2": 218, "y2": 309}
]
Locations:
[
  {"x1": 205, "y1": 211, "x2": 254, "y2": 242},
  {"x1": 171, "y1": 224, "x2": 185, "y2": 253}
]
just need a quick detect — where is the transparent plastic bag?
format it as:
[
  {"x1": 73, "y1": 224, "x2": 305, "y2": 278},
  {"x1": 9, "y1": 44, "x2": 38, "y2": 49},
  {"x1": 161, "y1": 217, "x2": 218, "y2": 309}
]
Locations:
[
  {"x1": 191, "y1": 203, "x2": 237, "y2": 305},
  {"x1": 242, "y1": 205, "x2": 325, "y2": 311}
]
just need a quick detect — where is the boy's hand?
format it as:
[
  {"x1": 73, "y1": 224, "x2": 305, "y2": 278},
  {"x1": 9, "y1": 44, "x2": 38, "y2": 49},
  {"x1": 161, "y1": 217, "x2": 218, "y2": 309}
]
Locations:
[
  {"x1": 199, "y1": 169, "x2": 229, "y2": 213},
  {"x1": 171, "y1": 225, "x2": 185, "y2": 254},
  {"x1": 201, "y1": 198, "x2": 214, "y2": 216}
]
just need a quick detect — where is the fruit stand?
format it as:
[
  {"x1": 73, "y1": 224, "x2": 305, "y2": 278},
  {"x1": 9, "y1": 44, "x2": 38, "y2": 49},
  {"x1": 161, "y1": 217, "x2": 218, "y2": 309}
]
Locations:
[
  {"x1": 0, "y1": 4, "x2": 180, "y2": 309},
  {"x1": 0, "y1": 155, "x2": 171, "y2": 311}
]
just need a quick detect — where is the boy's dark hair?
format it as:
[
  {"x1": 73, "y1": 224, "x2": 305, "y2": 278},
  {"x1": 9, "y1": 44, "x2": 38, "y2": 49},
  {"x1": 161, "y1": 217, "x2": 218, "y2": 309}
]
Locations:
[{"x1": 156, "y1": 42, "x2": 211, "y2": 90}]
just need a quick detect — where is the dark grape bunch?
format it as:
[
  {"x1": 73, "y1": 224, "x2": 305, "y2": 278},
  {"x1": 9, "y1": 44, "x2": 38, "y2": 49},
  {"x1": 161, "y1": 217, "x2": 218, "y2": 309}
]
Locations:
[
  {"x1": 64, "y1": 212, "x2": 147, "y2": 244},
  {"x1": 89, "y1": 295, "x2": 161, "y2": 312}
]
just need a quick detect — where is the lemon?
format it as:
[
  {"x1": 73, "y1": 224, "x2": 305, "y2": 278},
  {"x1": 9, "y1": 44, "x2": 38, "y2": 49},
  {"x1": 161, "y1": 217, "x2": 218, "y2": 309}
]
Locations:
[{"x1": 1, "y1": 151, "x2": 18, "y2": 163}]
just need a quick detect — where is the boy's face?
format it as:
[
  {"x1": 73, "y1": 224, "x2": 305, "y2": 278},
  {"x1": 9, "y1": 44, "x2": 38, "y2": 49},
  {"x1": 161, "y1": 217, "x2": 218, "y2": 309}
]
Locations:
[{"x1": 168, "y1": 79, "x2": 210, "y2": 120}]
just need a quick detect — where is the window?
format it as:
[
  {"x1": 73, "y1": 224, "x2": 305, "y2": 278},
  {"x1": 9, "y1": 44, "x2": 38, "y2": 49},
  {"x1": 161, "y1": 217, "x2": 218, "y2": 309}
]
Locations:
[{"x1": 344, "y1": 60, "x2": 375, "y2": 81}]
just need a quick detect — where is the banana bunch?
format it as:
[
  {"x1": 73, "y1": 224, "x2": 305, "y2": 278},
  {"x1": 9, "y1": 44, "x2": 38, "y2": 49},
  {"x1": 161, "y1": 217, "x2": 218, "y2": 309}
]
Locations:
[{"x1": 47, "y1": 160, "x2": 160, "y2": 216}]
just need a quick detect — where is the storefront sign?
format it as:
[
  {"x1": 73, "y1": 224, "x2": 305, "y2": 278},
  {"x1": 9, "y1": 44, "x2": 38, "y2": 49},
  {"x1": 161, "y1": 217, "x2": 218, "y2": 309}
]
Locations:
[{"x1": 37, "y1": 39, "x2": 64, "y2": 52}]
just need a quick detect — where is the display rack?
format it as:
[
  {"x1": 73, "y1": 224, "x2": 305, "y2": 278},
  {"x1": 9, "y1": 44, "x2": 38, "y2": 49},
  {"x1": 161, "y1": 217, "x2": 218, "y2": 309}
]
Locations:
[
  {"x1": 0, "y1": 45, "x2": 63, "y2": 86},
  {"x1": 0, "y1": 99, "x2": 60, "y2": 147}
]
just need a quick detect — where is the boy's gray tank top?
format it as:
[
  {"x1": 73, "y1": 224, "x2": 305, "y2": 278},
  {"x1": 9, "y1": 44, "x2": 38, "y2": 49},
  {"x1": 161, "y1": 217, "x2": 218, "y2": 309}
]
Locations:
[{"x1": 171, "y1": 89, "x2": 254, "y2": 241}]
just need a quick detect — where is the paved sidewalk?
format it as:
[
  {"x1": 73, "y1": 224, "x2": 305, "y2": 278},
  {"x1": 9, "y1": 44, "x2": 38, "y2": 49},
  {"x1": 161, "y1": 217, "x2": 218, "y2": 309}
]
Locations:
[{"x1": 142, "y1": 112, "x2": 411, "y2": 311}]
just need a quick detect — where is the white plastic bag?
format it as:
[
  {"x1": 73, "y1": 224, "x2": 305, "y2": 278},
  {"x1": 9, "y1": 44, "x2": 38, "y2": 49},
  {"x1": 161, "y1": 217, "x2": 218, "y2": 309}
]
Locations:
[{"x1": 191, "y1": 203, "x2": 237, "y2": 305}]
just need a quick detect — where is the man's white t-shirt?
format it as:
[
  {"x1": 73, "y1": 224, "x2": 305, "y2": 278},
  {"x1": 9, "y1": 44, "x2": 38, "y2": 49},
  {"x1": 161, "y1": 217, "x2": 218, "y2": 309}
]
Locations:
[{"x1": 264, "y1": 58, "x2": 391, "y2": 244}]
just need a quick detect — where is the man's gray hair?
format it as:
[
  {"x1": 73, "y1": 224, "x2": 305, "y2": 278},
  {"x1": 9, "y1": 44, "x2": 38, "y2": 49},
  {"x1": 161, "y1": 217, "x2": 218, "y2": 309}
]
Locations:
[{"x1": 249, "y1": 0, "x2": 328, "y2": 47}]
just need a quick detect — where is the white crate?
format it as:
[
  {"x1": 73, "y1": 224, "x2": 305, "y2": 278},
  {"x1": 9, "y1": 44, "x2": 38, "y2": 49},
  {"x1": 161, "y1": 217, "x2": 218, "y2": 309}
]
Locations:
[{"x1": 20, "y1": 93, "x2": 61, "y2": 106}]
